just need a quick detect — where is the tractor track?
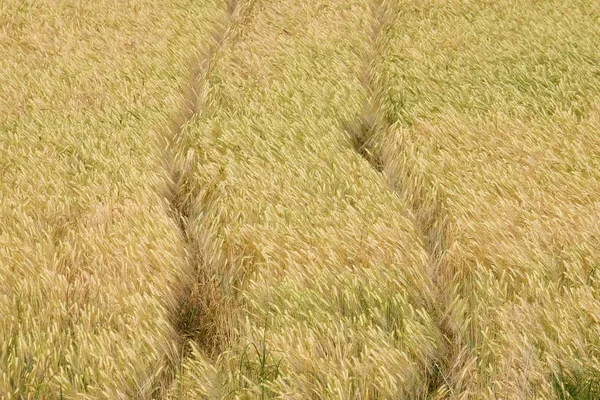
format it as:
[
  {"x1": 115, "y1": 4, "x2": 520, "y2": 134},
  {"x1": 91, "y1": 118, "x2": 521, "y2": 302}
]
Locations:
[
  {"x1": 155, "y1": 0, "x2": 473, "y2": 395},
  {"x1": 345, "y1": 0, "x2": 475, "y2": 397},
  {"x1": 152, "y1": 0, "x2": 257, "y2": 396}
]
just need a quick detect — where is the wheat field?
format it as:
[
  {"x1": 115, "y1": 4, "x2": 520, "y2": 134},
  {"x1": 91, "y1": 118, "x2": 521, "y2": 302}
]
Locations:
[{"x1": 1, "y1": 0, "x2": 599, "y2": 399}]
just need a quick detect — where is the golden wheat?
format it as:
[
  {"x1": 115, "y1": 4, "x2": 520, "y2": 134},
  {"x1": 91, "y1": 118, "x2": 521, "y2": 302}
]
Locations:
[
  {"x1": 0, "y1": 0, "x2": 225, "y2": 397},
  {"x1": 165, "y1": 0, "x2": 447, "y2": 397},
  {"x1": 368, "y1": 0, "x2": 600, "y2": 398},
  {"x1": 2, "y1": 0, "x2": 600, "y2": 398}
]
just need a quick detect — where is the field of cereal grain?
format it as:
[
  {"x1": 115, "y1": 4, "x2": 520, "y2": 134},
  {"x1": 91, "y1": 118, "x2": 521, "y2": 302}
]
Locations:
[{"x1": 2, "y1": 0, "x2": 599, "y2": 398}]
